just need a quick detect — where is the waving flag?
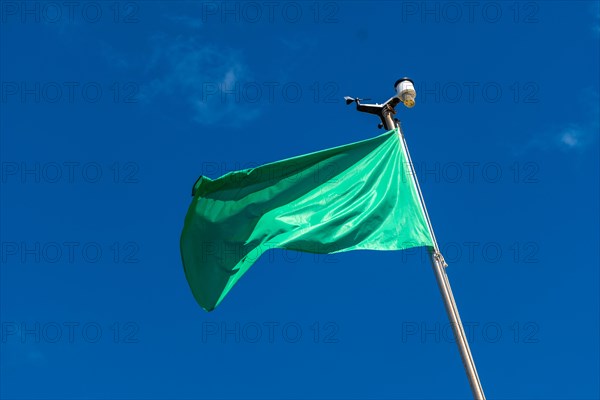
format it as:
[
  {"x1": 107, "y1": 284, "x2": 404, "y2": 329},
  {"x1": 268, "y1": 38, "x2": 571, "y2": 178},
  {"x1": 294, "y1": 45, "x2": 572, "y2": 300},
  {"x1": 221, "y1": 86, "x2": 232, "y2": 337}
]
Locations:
[{"x1": 180, "y1": 129, "x2": 434, "y2": 311}]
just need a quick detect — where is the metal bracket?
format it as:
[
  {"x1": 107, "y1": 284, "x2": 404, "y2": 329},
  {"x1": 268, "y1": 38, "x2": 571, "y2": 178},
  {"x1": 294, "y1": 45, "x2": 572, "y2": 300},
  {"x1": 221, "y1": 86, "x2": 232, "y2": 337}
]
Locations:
[
  {"x1": 347, "y1": 96, "x2": 401, "y2": 130},
  {"x1": 434, "y1": 251, "x2": 448, "y2": 268}
]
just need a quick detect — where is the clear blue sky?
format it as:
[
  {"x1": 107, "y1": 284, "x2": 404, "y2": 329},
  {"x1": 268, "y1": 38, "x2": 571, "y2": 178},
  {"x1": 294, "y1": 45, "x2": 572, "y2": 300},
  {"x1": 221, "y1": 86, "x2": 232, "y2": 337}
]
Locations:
[{"x1": 1, "y1": 1, "x2": 599, "y2": 399}]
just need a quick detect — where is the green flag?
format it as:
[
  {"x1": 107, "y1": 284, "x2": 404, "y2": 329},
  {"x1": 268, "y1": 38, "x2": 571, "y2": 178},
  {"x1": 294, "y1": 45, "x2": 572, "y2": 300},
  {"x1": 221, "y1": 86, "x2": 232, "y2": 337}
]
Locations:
[{"x1": 180, "y1": 129, "x2": 434, "y2": 311}]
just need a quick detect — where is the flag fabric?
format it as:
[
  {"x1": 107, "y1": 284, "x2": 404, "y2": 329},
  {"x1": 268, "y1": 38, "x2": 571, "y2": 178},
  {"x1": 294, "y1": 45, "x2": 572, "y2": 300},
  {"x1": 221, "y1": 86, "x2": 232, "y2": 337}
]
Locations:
[{"x1": 180, "y1": 129, "x2": 434, "y2": 311}]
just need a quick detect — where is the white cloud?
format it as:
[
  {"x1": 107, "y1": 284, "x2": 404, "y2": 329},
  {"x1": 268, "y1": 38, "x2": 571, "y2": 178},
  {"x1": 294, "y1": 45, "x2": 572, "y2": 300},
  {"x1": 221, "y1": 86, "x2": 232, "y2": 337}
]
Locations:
[
  {"x1": 518, "y1": 124, "x2": 596, "y2": 154},
  {"x1": 98, "y1": 28, "x2": 261, "y2": 127},
  {"x1": 556, "y1": 126, "x2": 588, "y2": 150},
  {"x1": 560, "y1": 131, "x2": 579, "y2": 148},
  {"x1": 518, "y1": 89, "x2": 599, "y2": 154},
  {"x1": 524, "y1": 124, "x2": 597, "y2": 153},
  {"x1": 140, "y1": 35, "x2": 261, "y2": 127}
]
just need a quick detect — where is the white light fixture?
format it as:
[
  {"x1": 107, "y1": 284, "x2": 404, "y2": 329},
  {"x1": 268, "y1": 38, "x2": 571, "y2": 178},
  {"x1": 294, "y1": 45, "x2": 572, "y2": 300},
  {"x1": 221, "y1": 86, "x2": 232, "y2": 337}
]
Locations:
[{"x1": 395, "y1": 78, "x2": 416, "y2": 108}]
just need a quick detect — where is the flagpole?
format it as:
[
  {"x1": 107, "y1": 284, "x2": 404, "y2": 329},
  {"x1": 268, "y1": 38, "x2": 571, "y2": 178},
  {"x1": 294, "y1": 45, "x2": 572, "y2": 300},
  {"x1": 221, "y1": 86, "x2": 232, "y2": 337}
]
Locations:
[
  {"x1": 394, "y1": 115, "x2": 486, "y2": 400},
  {"x1": 346, "y1": 80, "x2": 486, "y2": 399}
]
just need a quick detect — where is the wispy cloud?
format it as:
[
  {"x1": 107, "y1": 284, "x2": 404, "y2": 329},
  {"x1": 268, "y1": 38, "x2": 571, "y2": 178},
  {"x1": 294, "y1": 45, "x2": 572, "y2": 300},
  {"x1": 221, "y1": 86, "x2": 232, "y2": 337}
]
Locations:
[
  {"x1": 99, "y1": 41, "x2": 130, "y2": 69},
  {"x1": 168, "y1": 14, "x2": 203, "y2": 30},
  {"x1": 556, "y1": 125, "x2": 594, "y2": 150},
  {"x1": 519, "y1": 89, "x2": 599, "y2": 154},
  {"x1": 99, "y1": 23, "x2": 260, "y2": 127},
  {"x1": 139, "y1": 35, "x2": 260, "y2": 127}
]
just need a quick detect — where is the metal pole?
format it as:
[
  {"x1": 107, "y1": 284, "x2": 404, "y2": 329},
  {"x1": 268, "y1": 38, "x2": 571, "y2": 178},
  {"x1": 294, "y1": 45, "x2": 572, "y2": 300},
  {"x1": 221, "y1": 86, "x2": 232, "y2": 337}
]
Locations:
[
  {"x1": 430, "y1": 252, "x2": 486, "y2": 399},
  {"x1": 390, "y1": 118, "x2": 486, "y2": 400},
  {"x1": 350, "y1": 89, "x2": 486, "y2": 398}
]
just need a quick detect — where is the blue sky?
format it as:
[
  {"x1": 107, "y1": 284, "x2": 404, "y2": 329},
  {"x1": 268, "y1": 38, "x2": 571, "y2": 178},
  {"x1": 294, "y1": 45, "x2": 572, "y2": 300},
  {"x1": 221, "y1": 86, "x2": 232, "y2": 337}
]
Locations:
[{"x1": 1, "y1": 1, "x2": 599, "y2": 399}]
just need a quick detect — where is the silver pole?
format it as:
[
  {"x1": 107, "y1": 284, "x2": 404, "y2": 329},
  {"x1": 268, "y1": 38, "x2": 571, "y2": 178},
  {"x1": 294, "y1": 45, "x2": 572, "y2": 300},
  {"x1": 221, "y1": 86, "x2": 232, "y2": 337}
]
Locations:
[
  {"x1": 394, "y1": 120, "x2": 486, "y2": 399},
  {"x1": 430, "y1": 252, "x2": 486, "y2": 399},
  {"x1": 349, "y1": 89, "x2": 486, "y2": 398}
]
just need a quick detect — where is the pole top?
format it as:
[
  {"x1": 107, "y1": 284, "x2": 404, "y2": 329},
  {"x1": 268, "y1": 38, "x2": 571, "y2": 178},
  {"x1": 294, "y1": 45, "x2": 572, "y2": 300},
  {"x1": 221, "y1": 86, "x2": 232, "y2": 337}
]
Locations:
[{"x1": 394, "y1": 77, "x2": 414, "y2": 87}]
